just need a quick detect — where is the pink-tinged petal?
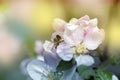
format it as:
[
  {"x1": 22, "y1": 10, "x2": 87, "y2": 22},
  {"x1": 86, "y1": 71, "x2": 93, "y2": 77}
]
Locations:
[
  {"x1": 35, "y1": 41, "x2": 43, "y2": 54},
  {"x1": 89, "y1": 18, "x2": 98, "y2": 27},
  {"x1": 57, "y1": 43, "x2": 73, "y2": 61},
  {"x1": 63, "y1": 24, "x2": 78, "y2": 46},
  {"x1": 76, "y1": 55, "x2": 95, "y2": 67},
  {"x1": 84, "y1": 27, "x2": 105, "y2": 50},
  {"x1": 79, "y1": 15, "x2": 90, "y2": 21},
  {"x1": 64, "y1": 24, "x2": 84, "y2": 46},
  {"x1": 63, "y1": 34, "x2": 75, "y2": 46},
  {"x1": 71, "y1": 28, "x2": 84, "y2": 44},
  {"x1": 53, "y1": 18, "x2": 66, "y2": 32},
  {"x1": 77, "y1": 15, "x2": 90, "y2": 27}
]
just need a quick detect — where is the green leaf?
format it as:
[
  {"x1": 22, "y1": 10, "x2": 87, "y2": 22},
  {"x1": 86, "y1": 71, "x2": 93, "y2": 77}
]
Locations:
[
  {"x1": 77, "y1": 65, "x2": 113, "y2": 80},
  {"x1": 77, "y1": 65, "x2": 95, "y2": 79},
  {"x1": 94, "y1": 70, "x2": 113, "y2": 80},
  {"x1": 57, "y1": 59, "x2": 75, "y2": 71}
]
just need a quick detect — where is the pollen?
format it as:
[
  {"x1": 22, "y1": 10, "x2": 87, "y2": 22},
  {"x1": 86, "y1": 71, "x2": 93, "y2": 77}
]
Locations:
[{"x1": 76, "y1": 43, "x2": 88, "y2": 55}]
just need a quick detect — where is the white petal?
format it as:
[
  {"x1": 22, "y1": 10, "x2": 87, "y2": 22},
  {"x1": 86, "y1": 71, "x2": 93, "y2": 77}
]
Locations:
[
  {"x1": 63, "y1": 24, "x2": 77, "y2": 46},
  {"x1": 77, "y1": 15, "x2": 90, "y2": 27},
  {"x1": 57, "y1": 43, "x2": 73, "y2": 61},
  {"x1": 43, "y1": 40, "x2": 54, "y2": 53},
  {"x1": 66, "y1": 24, "x2": 78, "y2": 31},
  {"x1": 35, "y1": 41, "x2": 43, "y2": 54},
  {"x1": 84, "y1": 27, "x2": 105, "y2": 50},
  {"x1": 37, "y1": 56, "x2": 44, "y2": 61},
  {"x1": 27, "y1": 59, "x2": 52, "y2": 80},
  {"x1": 43, "y1": 51, "x2": 61, "y2": 70},
  {"x1": 53, "y1": 18, "x2": 66, "y2": 32},
  {"x1": 20, "y1": 59, "x2": 32, "y2": 75},
  {"x1": 69, "y1": 18, "x2": 78, "y2": 24},
  {"x1": 112, "y1": 75, "x2": 119, "y2": 80},
  {"x1": 63, "y1": 34, "x2": 75, "y2": 46},
  {"x1": 76, "y1": 55, "x2": 95, "y2": 67},
  {"x1": 89, "y1": 18, "x2": 98, "y2": 27},
  {"x1": 71, "y1": 27, "x2": 84, "y2": 45}
]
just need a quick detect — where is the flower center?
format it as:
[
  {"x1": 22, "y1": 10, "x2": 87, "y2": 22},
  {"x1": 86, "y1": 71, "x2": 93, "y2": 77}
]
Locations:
[{"x1": 76, "y1": 43, "x2": 88, "y2": 55}]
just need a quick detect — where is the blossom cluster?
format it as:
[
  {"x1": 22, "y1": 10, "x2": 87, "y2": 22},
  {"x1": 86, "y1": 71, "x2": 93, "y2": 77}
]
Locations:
[{"x1": 25, "y1": 15, "x2": 118, "y2": 80}]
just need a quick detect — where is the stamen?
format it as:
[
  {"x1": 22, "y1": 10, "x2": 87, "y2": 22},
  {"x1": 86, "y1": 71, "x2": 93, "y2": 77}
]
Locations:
[{"x1": 76, "y1": 43, "x2": 88, "y2": 55}]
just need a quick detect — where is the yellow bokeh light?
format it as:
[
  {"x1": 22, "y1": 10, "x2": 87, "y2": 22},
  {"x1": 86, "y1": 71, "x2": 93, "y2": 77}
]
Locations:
[
  {"x1": 109, "y1": 19, "x2": 120, "y2": 48},
  {"x1": 29, "y1": 1, "x2": 65, "y2": 39}
]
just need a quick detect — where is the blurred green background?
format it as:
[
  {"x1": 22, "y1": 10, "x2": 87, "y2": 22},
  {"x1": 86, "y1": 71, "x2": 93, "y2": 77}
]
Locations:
[{"x1": 0, "y1": 0, "x2": 120, "y2": 80}]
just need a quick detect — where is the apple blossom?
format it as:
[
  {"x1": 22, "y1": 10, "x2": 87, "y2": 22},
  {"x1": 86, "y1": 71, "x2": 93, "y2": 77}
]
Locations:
[
  {"x1": 35, "y1": 15, "x2": 104, "y2": 67},
  {"x1": 27, "y1": 15, "x2": 105, "y2": 80},
  {"x1": 52, "y1": 16, "x2": 104, "y2": 55},
  {"x1": 52, "y1": 15, "x2": 104, "y2": 67}
]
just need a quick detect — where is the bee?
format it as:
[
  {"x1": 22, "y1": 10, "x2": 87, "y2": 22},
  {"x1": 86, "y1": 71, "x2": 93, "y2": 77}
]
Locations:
[{"x1": 53, "y1": 35, "x2": 64, "y2": 48}]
